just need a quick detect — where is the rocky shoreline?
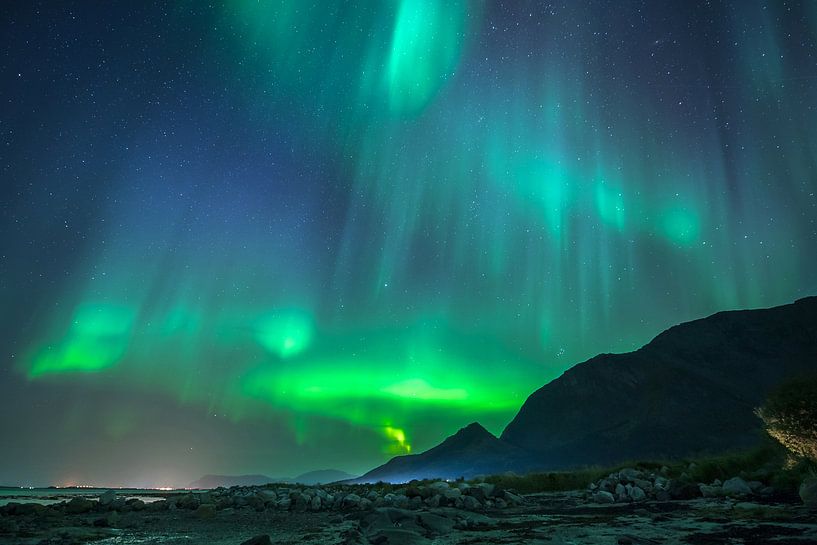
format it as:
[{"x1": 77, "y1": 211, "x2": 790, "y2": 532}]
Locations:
[{"x1": 1, "y1": 473, "x2": 816, "y2": 544}]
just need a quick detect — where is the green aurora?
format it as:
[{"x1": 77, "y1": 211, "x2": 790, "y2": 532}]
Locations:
[{"x1": 2, "y1": 0, "x2": 816, "y2": 486}]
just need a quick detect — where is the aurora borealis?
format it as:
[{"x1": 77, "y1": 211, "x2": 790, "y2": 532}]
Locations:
[{"x1": 1, "y1": 0, "x2": 816, "y2": 488}]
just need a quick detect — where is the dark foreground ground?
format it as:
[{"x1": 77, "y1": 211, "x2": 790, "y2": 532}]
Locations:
[{"x1": 1, "y1": 491, "x2": 815, "y2": 545}]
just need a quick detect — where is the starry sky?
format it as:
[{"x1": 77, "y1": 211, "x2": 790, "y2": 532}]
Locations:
[{"x1": 1, "y1": 0, "x2": 816, "y2": 488}]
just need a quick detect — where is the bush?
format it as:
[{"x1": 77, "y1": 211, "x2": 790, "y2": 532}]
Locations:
[{"x1": 756, "y1": 375, "x2": 817, "y2": 463}]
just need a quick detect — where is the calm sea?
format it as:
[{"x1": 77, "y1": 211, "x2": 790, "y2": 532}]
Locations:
[{"x1": 0, "y1": 487, "x2": 195, "y2": 506}]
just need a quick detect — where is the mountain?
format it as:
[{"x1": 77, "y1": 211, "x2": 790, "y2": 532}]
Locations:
[
  {"x1": 501, "y1": 296, "x2": 817, "y2": 467},
  {"x1": 354, "y1": 296, "x2": 817, "y2": 482},
  {"x1": 188, "y1": 474, "x2": 279, "y2": 489},
  {"x1": 292, "y1": 469, "x2": 357, "y2": 484},
  {"x1": 189, "y1": 469, "x2": 357, "y2": 489},
  {"x1": 354, "y1": 422, "x2": 535, "y2": 483}
]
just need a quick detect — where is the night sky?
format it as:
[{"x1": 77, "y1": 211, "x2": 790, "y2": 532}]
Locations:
[{"x1": 1, "y1": 1, "x2": 816, "y2": 488}]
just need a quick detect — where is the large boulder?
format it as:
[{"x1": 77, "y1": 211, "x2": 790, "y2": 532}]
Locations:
[
  {"x1": 593, "y1": 491, "x2": 616, "y2": 504},
  {"x1": 800, "y1": 478, "x2": 817, "y2": 510},
  {"x1": 722, "y1": 477, "x2": 752, "y2": 497},
  {"x1": 65, "y1": 497, "x2": 94, "y2": 514},
  {"x1": 98, "y1": 490, "x2": 117, "y2": 507}
]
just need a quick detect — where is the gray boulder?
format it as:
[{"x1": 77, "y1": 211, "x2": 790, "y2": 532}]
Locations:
[
  {"x1": 628, "y1": 486, "x2": 646, "y2": 502},
  {"x1": 722, "y1": 477, "x2": 752, "y2": 497},
  {"x1": 593, "y1": 491, "x2": 615, "y2": 504},
  {"x1": 699, "y1": 484, "x2": 721, "y2": 498},
  {"x1": 461, "y1": 495, "x2": 482, "y2": 510},
  {"x1": 98, "y1": 490, "x2": 117, "y2": 507},
  {"x1": 342, "y1": 493, "x2": 362, "y2": 509}
]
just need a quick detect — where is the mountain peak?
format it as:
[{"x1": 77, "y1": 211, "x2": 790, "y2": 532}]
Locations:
[{"x1": 433, "y1": 422, "x2": 497, "y2": 451}]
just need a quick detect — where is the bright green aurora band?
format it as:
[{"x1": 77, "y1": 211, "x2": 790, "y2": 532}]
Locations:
[{"x1": 4, "y1": 0, "x2": 816, "y2": 486}]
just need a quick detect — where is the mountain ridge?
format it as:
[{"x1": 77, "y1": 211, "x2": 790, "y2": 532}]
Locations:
[
  {"x1": 356, "y1": 296, "x2": 817, "y2": 482},
  {"x1": 189, "y1": 469, "x2": 356, "y2": 489}
]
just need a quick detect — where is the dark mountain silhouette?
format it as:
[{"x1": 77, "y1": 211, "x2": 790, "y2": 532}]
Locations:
[
  {"x1": 501, "y1": 296, "x2": 817, "y2": 467},
  {"x1": 354, "y1": 422, "x2": 534, "y2": 483},
  {"x1": 188, "y1": 474, "x2": 278, "y2": 489},
  {"x1": 292, "y1": 469, "x2": 356, "y2": 484},
  {"x1": 189, "y1": 469, "x2": 357, "y2": 489},
  {"x1": 356, "y1": 296, "x2": 817, "y2": 482}
]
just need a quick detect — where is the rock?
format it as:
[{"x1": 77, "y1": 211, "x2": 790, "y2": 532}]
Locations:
[
  {"x1": 276, "y1": 497, "x2": 292, "y2": 510},
  {"x1": 309, "y1": 496, "x2": 322, "y2": 511},
  {"x1": 98, "y1": 490, "x2": 117, "y2": 507},
  {"x1": 615, "y1": 483, "x2": 626, "y2": 498},
  {"x1": 722, "y1": 477, "x2": 752, "y2": 497},
  {"x1": 259, "y1": 490, "x2": 278, "y2": 503},
  {"x1": 747, "y1": 480, "x2": 764, "y2": 493},
  {"x1": 619, "y1": 468, "x2": 643, "y2": 482},
  {"x1": 9, "y1": 502, "x2": 46, "y2": 516},
  {"x1": 148, "y1": 499, "x2": 169, "y2": 512},
  {"x1": 247, "y1": 494, "x2": 266, "y2": 511},
  {"x1": 240, "y1": 535, "x2": 273, "y2": 545},
  {"x1": 195, "y1": 503, "x2": 216, "y2": 518},
  {"x1": 799, "y1": 478, "x2": 817, "y2": 510},
  {"x1": 424, "y1": 495, "x2": 440, "y2": 508},
  {"x1": 290, "y1": 492, "x2": 308, "y2": 512},
  {"x1": 699, "y1": 484, "x2": 722, "y2": 498},
  {"x1": 474, "y1": 483, "x2": 495, "y2": 499},
  {"x1": 65, "y1": 497, "x2": 95, "y2": 514},
  {"x1": 655, "y1": 489, "x2": 671, "y2": 502},
  {"x1": 176, "y1": 493, "x2": 200, "y2": 510},
  {"x1": 598, "y1": 479, "x2": 614, "y2": 493},
  {"x1": 91, "y1": 511, "x2": 120, "y2": 527},
  {"x1": 503, "y1": 491, "x2": 524, "y2": 505},
  {"x1": 593, "y1": 491, "x2": 616, "y2": 504},
  {"x1": 628, "y1": 486, "x2": 646, "y2": 502},
  {"x1": 127, "y1": 499, "x2": 147, "y2": 511},
  {"x1": 461, "y1": 495, "x2": 482, "y2": 510},
  {"x1": 440, "y1": 487, "x2": 461, "y2": 501},
  {"x1": 393, "y1": 494, "x2": 410, "y2": 508},
  {"x1": 417, "y1": 511, "x2": 455, "y2": 534},
  {"x1": 342, "y1": 493, "x2": 362, "y2": 509},
  {"x1": 759, "y1": 486, "x2": 775, "y2": 497},
  {"x1": 405, "y1": 486, "x2": 422, "y2": 498},
  {"x1": 669, "y1": 481, "x2": 700, "y2": 500}
]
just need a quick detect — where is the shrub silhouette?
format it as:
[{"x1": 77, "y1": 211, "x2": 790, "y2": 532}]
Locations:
[{"x1": 756, "y1": 375, "x2": 817, "y2": 463}]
